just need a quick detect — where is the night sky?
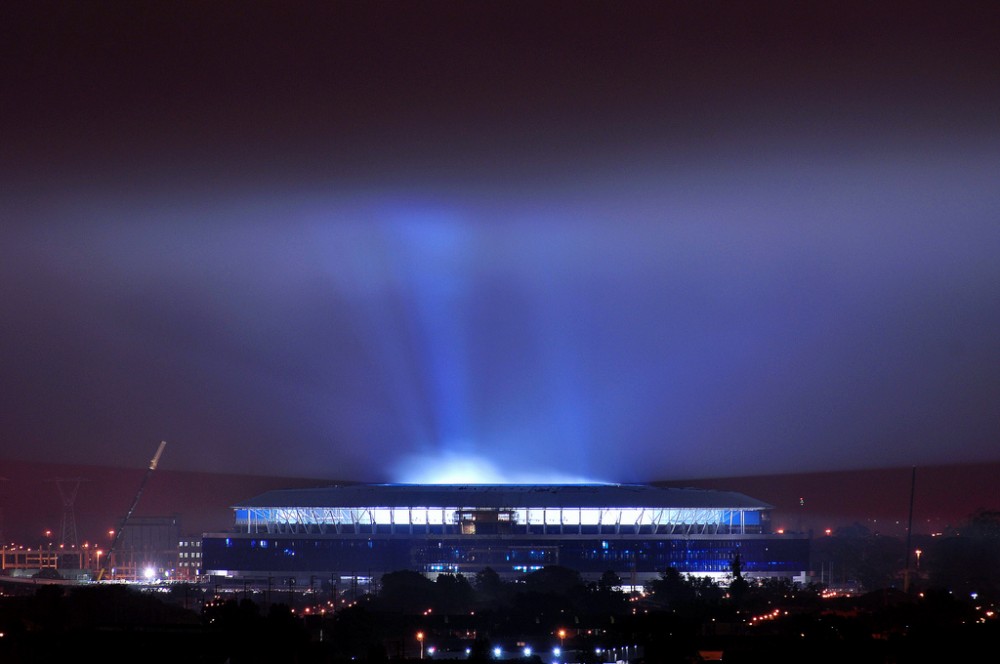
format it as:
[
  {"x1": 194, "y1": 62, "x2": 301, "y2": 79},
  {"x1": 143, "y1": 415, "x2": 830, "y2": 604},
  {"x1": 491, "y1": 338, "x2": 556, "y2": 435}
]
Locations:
[{"x1": 2, "y1": 2, "x2": 999, "y2": 486}]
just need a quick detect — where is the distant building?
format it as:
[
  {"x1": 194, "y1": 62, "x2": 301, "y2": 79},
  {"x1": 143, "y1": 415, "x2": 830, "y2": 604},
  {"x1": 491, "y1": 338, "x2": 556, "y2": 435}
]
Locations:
[
  {"x1": 202, "y1": 484, "x2": 809, "y2": 586},
  {"x1": 112, "y1": 516, "x2": 179, "y2": 581},
  {"x1": 1, "y1": 545, "x2": 84, "y2": 579},
  {"x1": 177, "y1": 536, "x2": 203, "y2": 580}
]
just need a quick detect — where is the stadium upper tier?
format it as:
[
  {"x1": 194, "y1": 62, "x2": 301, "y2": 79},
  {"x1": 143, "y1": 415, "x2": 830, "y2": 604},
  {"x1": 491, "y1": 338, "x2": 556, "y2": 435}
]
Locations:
[{"x1": 232, "y1": 483, "x2": 773, "y2": 536}]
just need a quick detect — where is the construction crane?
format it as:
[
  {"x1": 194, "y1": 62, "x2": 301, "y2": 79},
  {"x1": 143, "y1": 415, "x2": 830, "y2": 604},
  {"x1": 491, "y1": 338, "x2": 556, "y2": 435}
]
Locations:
[{"x1": 95, "y1": 440, "x2": 167, "y2": 581}]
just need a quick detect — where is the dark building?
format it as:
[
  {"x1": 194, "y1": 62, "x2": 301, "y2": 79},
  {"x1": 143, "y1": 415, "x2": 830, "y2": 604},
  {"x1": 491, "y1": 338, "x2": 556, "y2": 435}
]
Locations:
[
  {"x1": 113, "y1": 515, "x2": 180, "y2": 581},
  {"x1": 202, "y1": 484, "x2": 809, "y2": 587},
  {"x1": 177, "y1": 536, "x2": 203, "y2": 580}
]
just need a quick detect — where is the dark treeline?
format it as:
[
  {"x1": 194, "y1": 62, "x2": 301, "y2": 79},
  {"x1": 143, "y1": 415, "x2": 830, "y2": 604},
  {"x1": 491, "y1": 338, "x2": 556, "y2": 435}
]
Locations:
[
  {"x1": 811, "y1": 509, "x2": 1000, "y2": 596},
  {"x1": 1, "y1": 510, "x2": 998, "y2": 663}
]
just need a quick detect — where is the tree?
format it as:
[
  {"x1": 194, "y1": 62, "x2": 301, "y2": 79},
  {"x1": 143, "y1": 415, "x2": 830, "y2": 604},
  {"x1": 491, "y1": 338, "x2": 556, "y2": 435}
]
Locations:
[
  {"x1": 378, "y1": 569, "x2": 436, "y2": 612},
  {"x1": 474, "y1": 566, "x2": 507, "y2": 606},
  {"x1": 598, "y1": 570, "x2": 622, "y2": 594},
  {"x1": 647, "y1": 567, "x2": 696, "y2": 609},
  {"x1": 592, "y1": 570, "x2": 628, "y2": 615},
  {"x1": 523, "y1": 566, "x2": 584, "y2": 597},
  {"x1": 330, "y1": 604, "x2": 385, "y2": 660},
  {"x1": 435, "y1": 573, "x2": 475, "y2": 613},
  {"x1": 728, "y1": 552, "x2": 750, "y2": 605}
]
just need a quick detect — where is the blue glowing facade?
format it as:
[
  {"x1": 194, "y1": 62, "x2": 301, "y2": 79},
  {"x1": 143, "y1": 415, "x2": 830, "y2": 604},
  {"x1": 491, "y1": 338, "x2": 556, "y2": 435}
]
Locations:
[{"x1": 202, "y1": 484, "x2": 808, "y2": 583}]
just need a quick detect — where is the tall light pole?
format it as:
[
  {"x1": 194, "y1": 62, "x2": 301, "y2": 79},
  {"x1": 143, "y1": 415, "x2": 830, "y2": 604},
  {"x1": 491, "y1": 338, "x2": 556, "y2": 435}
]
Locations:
[
  {"x1": 416, "y1": 631, "x2": 425, "y2": 659},
  {"x1": 903, "y1": 466, "x2": 916, "y2": 593},
  {"x1": 43, "y1": 530, "x2": 53, "y2": 570}
]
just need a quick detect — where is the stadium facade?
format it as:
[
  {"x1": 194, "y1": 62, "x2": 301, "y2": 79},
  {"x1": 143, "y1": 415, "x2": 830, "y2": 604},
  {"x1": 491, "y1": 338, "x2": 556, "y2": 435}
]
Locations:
[{"x1": 202, "y1": 484, "x2": 809, "y2": 585}]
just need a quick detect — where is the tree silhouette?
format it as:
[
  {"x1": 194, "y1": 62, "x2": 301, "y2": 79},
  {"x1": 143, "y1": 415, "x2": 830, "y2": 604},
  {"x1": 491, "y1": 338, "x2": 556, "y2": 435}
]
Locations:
[{"x1": 729, "y1": 552, "x2": 750, "y2": 605}]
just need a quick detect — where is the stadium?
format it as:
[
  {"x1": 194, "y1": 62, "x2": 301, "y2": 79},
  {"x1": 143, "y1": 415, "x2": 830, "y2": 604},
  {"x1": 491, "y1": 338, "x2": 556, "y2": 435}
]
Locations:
[{"x1": 202, "y1": 483, "x2": 809, "y2": 586}]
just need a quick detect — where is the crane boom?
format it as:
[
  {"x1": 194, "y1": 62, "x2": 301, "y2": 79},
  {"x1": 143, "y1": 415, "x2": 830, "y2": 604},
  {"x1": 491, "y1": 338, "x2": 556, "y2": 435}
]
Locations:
[{"x1": 96, "y1": 440, "x2": 167, "y2": 581}]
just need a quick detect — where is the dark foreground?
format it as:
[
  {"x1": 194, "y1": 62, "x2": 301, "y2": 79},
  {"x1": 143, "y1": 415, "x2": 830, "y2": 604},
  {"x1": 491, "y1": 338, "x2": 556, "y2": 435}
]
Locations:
[{"x1": 0, "y1": 569, "x2": 997, "y2": 664}]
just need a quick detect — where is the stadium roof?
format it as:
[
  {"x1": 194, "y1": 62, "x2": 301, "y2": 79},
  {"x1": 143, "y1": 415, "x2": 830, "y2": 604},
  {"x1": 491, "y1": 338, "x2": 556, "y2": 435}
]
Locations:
[{"x1": 235, "y1": 483, "x2": 772, "y2": 510}]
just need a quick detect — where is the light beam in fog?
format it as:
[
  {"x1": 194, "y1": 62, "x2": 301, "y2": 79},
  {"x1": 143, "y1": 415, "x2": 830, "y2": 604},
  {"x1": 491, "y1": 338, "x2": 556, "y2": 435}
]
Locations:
[
  {"x1": 393, "y1": 450, "x2": 601, "y2": 485},
  {"x1": 2, "y1": 3, "x2": 1000, "y2": 484}
]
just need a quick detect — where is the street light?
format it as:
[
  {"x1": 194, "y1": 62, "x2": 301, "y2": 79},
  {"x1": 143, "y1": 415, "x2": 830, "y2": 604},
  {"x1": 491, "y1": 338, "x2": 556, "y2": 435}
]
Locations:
[
  {"x1": 42, "y1": 530, "x2": 53, "y2": 570},
  {"x1": 417, "y1": 631, "x2": 425, "y2": 660},
  {"x1": 915, "y1": 549, "x2": 923, "y2": 571},
  {"x1": 558, "y1": 628, "x2": 566, "y2": 648}
]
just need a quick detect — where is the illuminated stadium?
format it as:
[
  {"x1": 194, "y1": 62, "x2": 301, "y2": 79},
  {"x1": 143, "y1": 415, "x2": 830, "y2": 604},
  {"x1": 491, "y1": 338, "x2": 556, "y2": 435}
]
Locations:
[{"x1": 202, "y1": 484, "x2": 809, "y2": 584}]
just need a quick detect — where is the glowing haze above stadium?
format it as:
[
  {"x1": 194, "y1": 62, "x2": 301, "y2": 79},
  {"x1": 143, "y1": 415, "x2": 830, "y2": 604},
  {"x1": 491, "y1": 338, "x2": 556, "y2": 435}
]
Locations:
[
  {"x1": 393, "y1": 452, "x2": 600, "y2": 485},
  {"x1": 2, "y1": 3, "x2": 1000, "y2": 485}
]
